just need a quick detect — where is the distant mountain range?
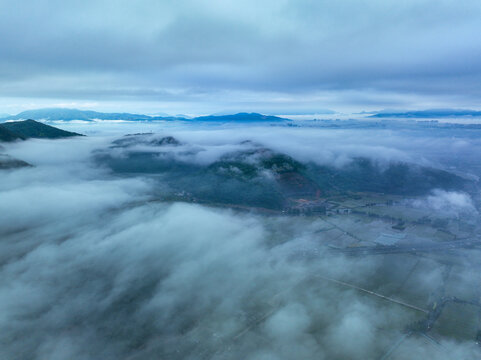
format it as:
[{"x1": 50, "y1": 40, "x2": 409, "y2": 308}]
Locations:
[
  {"x1": 0, "y1": 108, "x2": 291, "y2": 123},
  {"x1": 5, "y1": 108, "x2": 481, "y2": 122},
  {"x1": 0, "y1": 119, "x2": 83, "y2": 142},
  {"x1": 370, "y1": 109, "x2": 481, "y2": 118},
  {"x1": 193, "y1": 113, "x2": 289, "y2": 123},
  {"x1": 0, "y1": 108, "x2": 161, "y2": 121}
]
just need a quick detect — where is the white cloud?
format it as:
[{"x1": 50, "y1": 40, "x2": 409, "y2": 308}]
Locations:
[
  {"x1": 1, "y1": 124, "x2": 480, "y2": 359},
  {"x1": 410, "y1": 189, "x2": 477, "y2": 217}
]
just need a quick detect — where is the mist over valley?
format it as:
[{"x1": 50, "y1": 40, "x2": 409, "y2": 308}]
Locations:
[{"x1": 2, "y1": 119, "x2": 481, "y2": 359}]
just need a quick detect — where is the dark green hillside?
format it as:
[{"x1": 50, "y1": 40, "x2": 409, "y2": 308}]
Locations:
[
  {"x1": 1, "y1": 119, "x2": 83, "y2": 139},
  {"x1": 305, "y1": 158, "x2": 468, "y2": 196},
  {"x1": 0, "y1": 125, "x2": 26, "y2": 142},
  {"x1": 97, "y1": 135, "x2": 474, "y2": 210}
]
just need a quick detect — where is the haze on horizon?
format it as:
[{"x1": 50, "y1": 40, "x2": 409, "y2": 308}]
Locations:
[{"x1": 2, "y1": 0, "x2": 481, "y2": 115}]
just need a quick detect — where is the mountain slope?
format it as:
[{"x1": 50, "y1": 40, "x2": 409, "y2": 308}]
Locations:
[
  {"x1": 96, "y1": 134, "x2": 473, "y2": 210},
  {"x1": 1, "y1": 120, "x2": 83, "y2": 139},
  {"x1": 0, "y1": 125, "x2": 26, "y2": 142}
]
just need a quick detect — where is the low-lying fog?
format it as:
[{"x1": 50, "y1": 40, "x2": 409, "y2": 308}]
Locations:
[{"x1": 1, "y1": 122, "x2": 481, "y2": 359}]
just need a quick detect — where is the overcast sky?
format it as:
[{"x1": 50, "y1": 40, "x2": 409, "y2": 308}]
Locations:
[{"x1": 1, "y1": 0, "x2": 481, "y2": 115}]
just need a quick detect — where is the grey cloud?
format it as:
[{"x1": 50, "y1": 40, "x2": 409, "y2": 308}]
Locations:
[{"x1": 1, "y1": 0, "x2": 481, "y2": 112}]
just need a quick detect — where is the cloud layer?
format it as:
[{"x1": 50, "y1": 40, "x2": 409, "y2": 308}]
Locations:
[
  {"x1": 1, "y1": 124, "x2": 481, "y2": 358},
  {"x1": 2, "y1": 0, "x2": 481, "y2": 113}
]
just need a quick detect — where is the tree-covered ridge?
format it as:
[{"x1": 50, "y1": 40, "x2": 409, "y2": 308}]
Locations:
[
  {"x1": 0, "y1": 119, "x2": 83, "y2": 141},
  {"x1": 96, "y1": 134, "x2": 472, "y2": 210}
]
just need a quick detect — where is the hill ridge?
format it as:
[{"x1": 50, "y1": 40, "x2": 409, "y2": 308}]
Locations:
[
  {"x1": 0, "y1": 119, "x2": 83, "y2": 142},
  {"x1": 1, "y1": 108, "x2": 290, "y2": 122}
]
